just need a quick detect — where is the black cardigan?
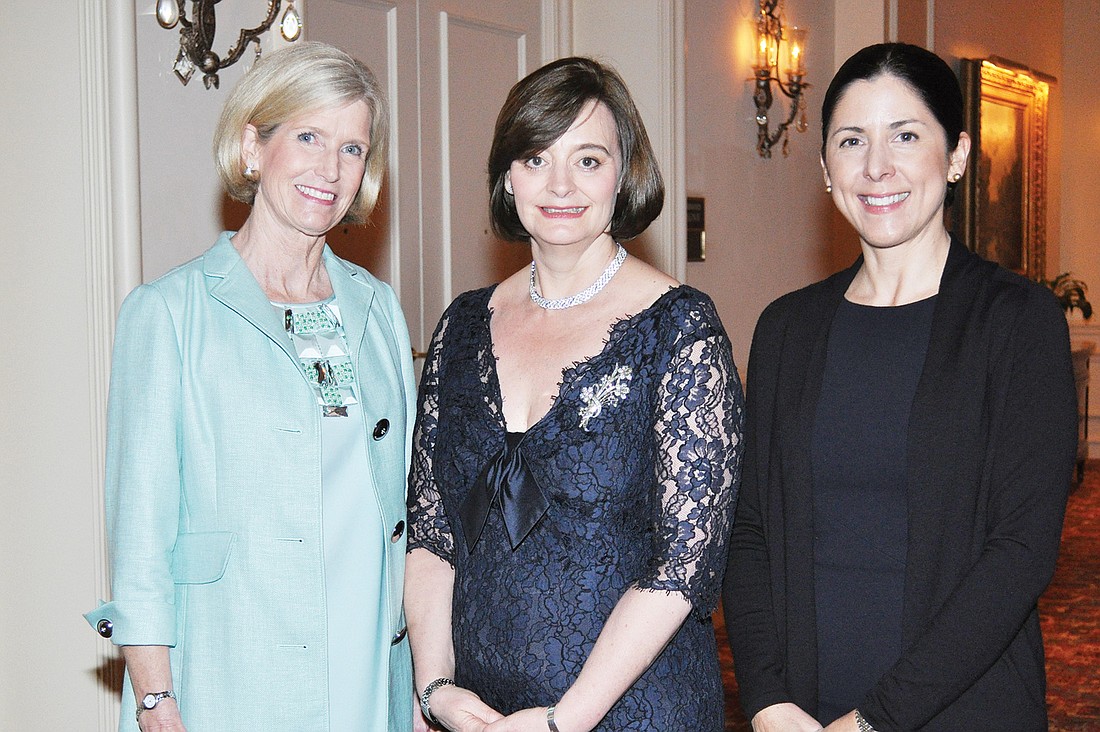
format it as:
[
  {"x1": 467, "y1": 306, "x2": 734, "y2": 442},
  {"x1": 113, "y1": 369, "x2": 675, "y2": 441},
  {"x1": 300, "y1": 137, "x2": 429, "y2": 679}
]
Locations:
[{"x1": 723, "y1": 239, "x2": 1077, "y2": 731}]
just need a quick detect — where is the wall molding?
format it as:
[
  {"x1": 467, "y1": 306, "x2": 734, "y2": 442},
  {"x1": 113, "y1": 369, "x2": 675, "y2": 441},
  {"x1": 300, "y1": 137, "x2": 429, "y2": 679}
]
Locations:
[
  {"x1": 80, "y1": 1, "x2": 143, "y2": 728},
  {"x1": 570, "y1": 0, "x2": 685, "y2": 278}
]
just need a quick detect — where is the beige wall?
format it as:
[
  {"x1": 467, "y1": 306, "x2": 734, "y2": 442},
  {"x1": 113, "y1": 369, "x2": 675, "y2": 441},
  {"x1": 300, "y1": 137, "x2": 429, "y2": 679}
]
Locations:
[
  {"x1": 1060, "y1": 0, "x2": 1100, "y2": 295},
  {"x1": 684, "y1": 0, "x2": 849, "y2": 371},
  {"x1": 0, "y1": 2, "x2": 122, "y2": 727},
  {"x1": 1062, "y1": 0, "x2": 1100, "y2": 458}
]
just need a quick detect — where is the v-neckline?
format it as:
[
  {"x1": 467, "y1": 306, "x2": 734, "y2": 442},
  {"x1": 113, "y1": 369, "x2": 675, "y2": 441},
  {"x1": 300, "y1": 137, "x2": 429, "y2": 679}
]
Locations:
[{"x1": 481, "y1": 284, "x2": 689, "y2": 434}]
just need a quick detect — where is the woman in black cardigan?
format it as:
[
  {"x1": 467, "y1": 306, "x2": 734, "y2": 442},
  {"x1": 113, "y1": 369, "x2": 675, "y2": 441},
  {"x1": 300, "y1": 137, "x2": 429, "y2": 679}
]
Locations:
[{"x1": 723, "y1": 43, "x2": 1077, "y2": 732}]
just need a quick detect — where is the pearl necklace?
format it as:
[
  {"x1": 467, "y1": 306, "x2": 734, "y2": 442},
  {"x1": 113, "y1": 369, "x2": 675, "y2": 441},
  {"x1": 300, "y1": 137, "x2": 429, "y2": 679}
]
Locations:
[{"x1": 529, "y1": 244, "x2": 628, "y2": 310}]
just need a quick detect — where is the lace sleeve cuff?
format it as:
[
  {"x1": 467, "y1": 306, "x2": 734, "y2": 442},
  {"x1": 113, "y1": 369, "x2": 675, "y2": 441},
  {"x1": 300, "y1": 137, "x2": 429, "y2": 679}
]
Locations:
[{"x1": 639, "y1": 298, "x2": 745, "y2": 619}]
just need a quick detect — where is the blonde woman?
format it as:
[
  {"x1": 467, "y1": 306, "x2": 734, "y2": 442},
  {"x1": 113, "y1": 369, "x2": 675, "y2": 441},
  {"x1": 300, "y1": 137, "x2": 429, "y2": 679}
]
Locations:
[{"x1": 85, "y1": 42, "x2": 416, "y2": 731}]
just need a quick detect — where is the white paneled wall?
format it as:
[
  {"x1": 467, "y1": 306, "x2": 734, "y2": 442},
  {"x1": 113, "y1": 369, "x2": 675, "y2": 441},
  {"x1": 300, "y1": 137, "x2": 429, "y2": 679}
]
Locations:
[{"x1": 0, "y1": 2, "x2": 134, "y2": 728}]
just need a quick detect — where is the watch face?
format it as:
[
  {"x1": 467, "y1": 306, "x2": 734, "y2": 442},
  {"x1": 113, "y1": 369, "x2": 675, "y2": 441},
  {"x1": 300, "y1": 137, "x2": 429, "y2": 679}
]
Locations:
[{"x1": 142, "y1": 693, "x2": 158, "y2": 709}]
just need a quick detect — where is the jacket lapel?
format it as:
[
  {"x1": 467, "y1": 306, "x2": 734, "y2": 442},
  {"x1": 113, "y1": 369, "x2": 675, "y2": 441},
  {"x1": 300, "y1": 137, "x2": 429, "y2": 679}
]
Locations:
[
  {"x1": 778, "y1": 260, "x2": 858, "y2": 704},
  {"x1": 326, "y1": 248, "x2": 376, "y2": 366},
  {"x1": 905, "y1": 237, "x2": 985, "y2": 493},
  {"x1": 203, "y1": 232, "x2": 305, "y2": 377},
  {"x1": 902, "y1": 237, "x2": 988, "y2": 634},
  {"x1": 201, "y1": 233, "x2": 380, "y2": 391},
  {"x1": 783, "y1": 259, "x2": 861, "y2": 502}
]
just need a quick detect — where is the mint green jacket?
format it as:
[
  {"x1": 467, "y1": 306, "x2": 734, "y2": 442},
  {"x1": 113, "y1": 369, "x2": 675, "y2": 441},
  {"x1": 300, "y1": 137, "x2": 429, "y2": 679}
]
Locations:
[{"x1": 85, "y1": 233, "x2": 416, "y2": 731}]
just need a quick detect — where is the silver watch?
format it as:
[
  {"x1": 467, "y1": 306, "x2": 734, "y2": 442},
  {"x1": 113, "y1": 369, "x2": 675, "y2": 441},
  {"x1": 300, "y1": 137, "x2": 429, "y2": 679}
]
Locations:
[
  {"x1": 855, "y1": 710, "x2": 878, "y2": 732},
  {"x1": 136, "y1": 690, "x2": 176, "y2": 720}
]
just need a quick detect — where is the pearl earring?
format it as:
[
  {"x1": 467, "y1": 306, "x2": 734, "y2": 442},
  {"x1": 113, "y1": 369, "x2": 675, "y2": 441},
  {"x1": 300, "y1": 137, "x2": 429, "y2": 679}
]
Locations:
[{"x1": 825, "y1": 185, "x2": 832, "y2": 193}]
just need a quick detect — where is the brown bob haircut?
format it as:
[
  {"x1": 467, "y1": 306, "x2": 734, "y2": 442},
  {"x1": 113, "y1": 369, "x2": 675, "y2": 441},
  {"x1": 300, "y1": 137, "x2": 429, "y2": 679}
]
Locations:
[
  {"x1": 488, "y1": 57, "x2": 664, "y2": 243},
  {"x1": 213, "y1": 42, "x2": 388, "y2": 224}
]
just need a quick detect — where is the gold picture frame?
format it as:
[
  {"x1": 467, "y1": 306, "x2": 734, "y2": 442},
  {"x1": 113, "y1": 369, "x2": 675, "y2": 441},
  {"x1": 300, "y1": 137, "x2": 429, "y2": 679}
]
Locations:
[{"x1": 957, "y1": 58, "x2": 1051, "y2": 278}]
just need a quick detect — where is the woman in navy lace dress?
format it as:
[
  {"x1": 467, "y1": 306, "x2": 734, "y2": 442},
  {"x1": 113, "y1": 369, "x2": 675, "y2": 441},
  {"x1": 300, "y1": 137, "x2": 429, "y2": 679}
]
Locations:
[{"x1": 405, "y1": 57, "x2": 744, "y2": 732}]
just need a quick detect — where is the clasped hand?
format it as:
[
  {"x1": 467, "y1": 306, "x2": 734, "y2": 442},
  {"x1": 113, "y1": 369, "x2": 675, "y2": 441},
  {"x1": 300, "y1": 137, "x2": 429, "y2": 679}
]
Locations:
[
  {"x1": 424, "y1": 684, "x2": 503, "y2": 731},
  {"x1": 427, "y1": 688, "x2": 578, "y2": 732},
  {"x1": 751, "y1": 702, "x2": 823, "y2": 732},
  {"x1": 751, "y1": 703, "x2": 861, "y2": 732}
]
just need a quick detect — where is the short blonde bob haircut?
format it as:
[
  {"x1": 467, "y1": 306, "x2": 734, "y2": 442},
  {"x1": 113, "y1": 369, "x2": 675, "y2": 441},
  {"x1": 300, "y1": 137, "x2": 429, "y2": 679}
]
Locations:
[{"x1": 213, "y1": 42, "x2": 388, "y2": 224}]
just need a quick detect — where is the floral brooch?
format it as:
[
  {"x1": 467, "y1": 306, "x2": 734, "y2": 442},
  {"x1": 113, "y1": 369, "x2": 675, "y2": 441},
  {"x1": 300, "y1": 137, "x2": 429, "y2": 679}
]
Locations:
[{"x1": 578, "y1": 365, "x2": 633, "y2": 431}]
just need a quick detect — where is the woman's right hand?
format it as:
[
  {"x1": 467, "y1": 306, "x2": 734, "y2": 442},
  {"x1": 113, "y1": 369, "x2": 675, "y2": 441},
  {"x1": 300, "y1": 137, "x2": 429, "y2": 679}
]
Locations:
[
  {"x1": 751, "y1": 702, "x2": 823, "y2": 732},
  {"x1": 136, "y1": 699, "x2": 187, "y2": 732},
  {"x1": 427, "y1": 684, "x2": 504, "y2": 731}
]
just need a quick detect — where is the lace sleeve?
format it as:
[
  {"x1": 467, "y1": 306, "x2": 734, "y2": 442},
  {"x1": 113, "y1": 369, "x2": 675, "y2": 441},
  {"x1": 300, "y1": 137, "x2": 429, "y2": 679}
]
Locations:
[
  {"x1": 406, "y1": 310, "x2": 455, "y2": 564},
  {"x1": 637, "y1": 301, "x2": 745, "y2": 618}
]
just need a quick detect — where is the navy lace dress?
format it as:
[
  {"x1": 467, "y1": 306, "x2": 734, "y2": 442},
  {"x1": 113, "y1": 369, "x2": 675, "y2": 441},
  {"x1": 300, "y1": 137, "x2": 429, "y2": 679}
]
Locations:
[{"x1": 407, "y1": 285, "x2": 744, "y2": 730}]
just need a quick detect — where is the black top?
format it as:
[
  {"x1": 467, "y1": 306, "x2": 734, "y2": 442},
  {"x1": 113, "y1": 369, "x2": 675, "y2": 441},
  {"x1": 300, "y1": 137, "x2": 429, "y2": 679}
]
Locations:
[
  {"x1": 724, "y1": 238, "x2": 1077, "y2": 731},
  {"x1": 812, "y1": 297, "x2": 935, "y2": 723}
]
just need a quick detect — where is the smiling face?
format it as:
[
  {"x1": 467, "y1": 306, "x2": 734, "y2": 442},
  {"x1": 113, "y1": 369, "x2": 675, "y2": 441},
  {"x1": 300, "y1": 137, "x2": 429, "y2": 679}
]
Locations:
[
  {"x1": 822, "y1": 73, "x2": 969, "y2": 253},
  {"x1": 243, "y1": 100, "x2": 372, "y2": 241},
  {"x1": 505, "y1": 101, "x2": 622, "y2": 250}
]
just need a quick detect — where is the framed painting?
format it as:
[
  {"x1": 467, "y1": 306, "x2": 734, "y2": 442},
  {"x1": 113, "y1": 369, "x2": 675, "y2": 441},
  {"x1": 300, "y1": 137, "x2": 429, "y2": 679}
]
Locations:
[{"x1": 957, "y1": 58, "x2": 1051, "y2": 278}]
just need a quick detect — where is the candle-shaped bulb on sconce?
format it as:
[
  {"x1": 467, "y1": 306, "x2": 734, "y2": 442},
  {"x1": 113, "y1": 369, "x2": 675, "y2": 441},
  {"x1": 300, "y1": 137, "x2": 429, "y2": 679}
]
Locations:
[
  {"x1": 767, "y1": 29, "x2": 780, "y2": 68},
  {"x1": 754, "y1": 19, "x2": 771, "y2": 70},
  {"x1": 787, "y1": 27, "x2": 807, "y2": 77}
]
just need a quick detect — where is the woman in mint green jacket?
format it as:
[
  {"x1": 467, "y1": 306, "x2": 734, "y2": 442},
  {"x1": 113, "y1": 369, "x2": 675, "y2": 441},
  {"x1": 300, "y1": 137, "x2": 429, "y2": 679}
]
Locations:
[{"x1": 84, "y1": 43, "x2": 416, "y2": 732}]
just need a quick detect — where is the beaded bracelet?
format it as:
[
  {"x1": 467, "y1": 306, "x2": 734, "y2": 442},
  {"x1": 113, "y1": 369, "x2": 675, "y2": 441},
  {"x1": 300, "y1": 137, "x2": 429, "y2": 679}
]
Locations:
[{"x1": 419, "y1": 677, "x2": 455, "y2": 725}]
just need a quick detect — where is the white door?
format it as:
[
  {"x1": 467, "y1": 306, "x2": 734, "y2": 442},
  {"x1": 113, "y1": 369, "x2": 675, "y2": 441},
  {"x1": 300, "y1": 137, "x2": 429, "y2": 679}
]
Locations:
[{"x1": 306, "y1": 0, "x2": 548, "y2": 353}]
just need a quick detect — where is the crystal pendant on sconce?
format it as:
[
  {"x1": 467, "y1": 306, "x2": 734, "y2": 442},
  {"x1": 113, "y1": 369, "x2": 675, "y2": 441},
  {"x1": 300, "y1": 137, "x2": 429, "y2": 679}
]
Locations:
[
  {"x1": 156, "y1": 0, "x2": 180, "y2": 29},
  {"x1": 281, "y1": 2, "x2": 303, "y2": 42},
  {"x1": 173, "y1": 48, "x2": 196, "y2": 85}
]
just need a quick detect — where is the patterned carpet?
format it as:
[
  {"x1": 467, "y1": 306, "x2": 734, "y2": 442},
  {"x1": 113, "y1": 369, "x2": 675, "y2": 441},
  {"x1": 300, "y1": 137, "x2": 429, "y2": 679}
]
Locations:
[
  {"x1": 1041, "y1": 460, "x2": 1100, "y2": 730},
  {"x1": 716, "y1": 460, "x2": 1100, "y2": 731}
]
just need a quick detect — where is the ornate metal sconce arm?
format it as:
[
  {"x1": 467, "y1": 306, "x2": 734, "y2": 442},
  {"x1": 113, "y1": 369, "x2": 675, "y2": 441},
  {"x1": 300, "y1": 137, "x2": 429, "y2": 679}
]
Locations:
[
  {"x1": 750, "y1": 0, "x2": 809, "y2": 158},
  {"x1": 213, "y1": 1, "x2": 282, "y2": 79},
  {"x1": 754, "y1": 73, "x2": 809, "y2": 158},
  {"x1": 162, "y1": 0, "x2": 284, "y2": 89}
]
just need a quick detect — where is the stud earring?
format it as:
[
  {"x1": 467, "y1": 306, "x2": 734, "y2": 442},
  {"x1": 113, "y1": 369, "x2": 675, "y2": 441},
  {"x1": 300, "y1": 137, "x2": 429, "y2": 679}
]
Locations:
[
  {"x1": 949, "y1": 172, "x2": 961, "y2": 183},
  {"x1": 244, "y1": 165, "x2": 259, "y2": 182},
  {"x1": 825, "y1": 185, "x2": 832, "y2": 193}
]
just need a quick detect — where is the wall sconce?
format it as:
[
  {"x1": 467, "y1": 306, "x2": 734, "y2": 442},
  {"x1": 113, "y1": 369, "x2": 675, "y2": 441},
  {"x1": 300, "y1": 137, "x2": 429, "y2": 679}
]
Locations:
[
  {"x1": 156, "y1": 0, "x2": 303, "y2": 89},
  {"x1": 751, "y1": 0, "x2": 809, "y2": 158}
]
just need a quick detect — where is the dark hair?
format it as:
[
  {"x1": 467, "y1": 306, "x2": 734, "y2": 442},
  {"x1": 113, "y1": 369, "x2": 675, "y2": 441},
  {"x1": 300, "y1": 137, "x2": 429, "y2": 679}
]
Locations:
[
  {"x1": 821, "y1": 43, "x2": 965, "y2": 204},
  {"x1": 488, "y1": 57, "x2": 664, "y2": 242}
]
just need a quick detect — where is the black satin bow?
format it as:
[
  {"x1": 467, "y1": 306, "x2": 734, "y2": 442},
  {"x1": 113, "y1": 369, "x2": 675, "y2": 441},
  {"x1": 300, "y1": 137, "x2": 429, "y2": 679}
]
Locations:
[{"x1": 459, "y1": 433, "x2": 549, "y2": 551}]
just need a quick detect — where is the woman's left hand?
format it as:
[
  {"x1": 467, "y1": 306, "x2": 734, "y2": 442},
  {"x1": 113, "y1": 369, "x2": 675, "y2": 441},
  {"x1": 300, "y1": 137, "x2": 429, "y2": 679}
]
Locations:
[
  {"x1": 821, "y1": 711, "x2": 860, "y2": 732},
  {"x1": 485, "y1": 707, "x2": 576, "y2": 732}
]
